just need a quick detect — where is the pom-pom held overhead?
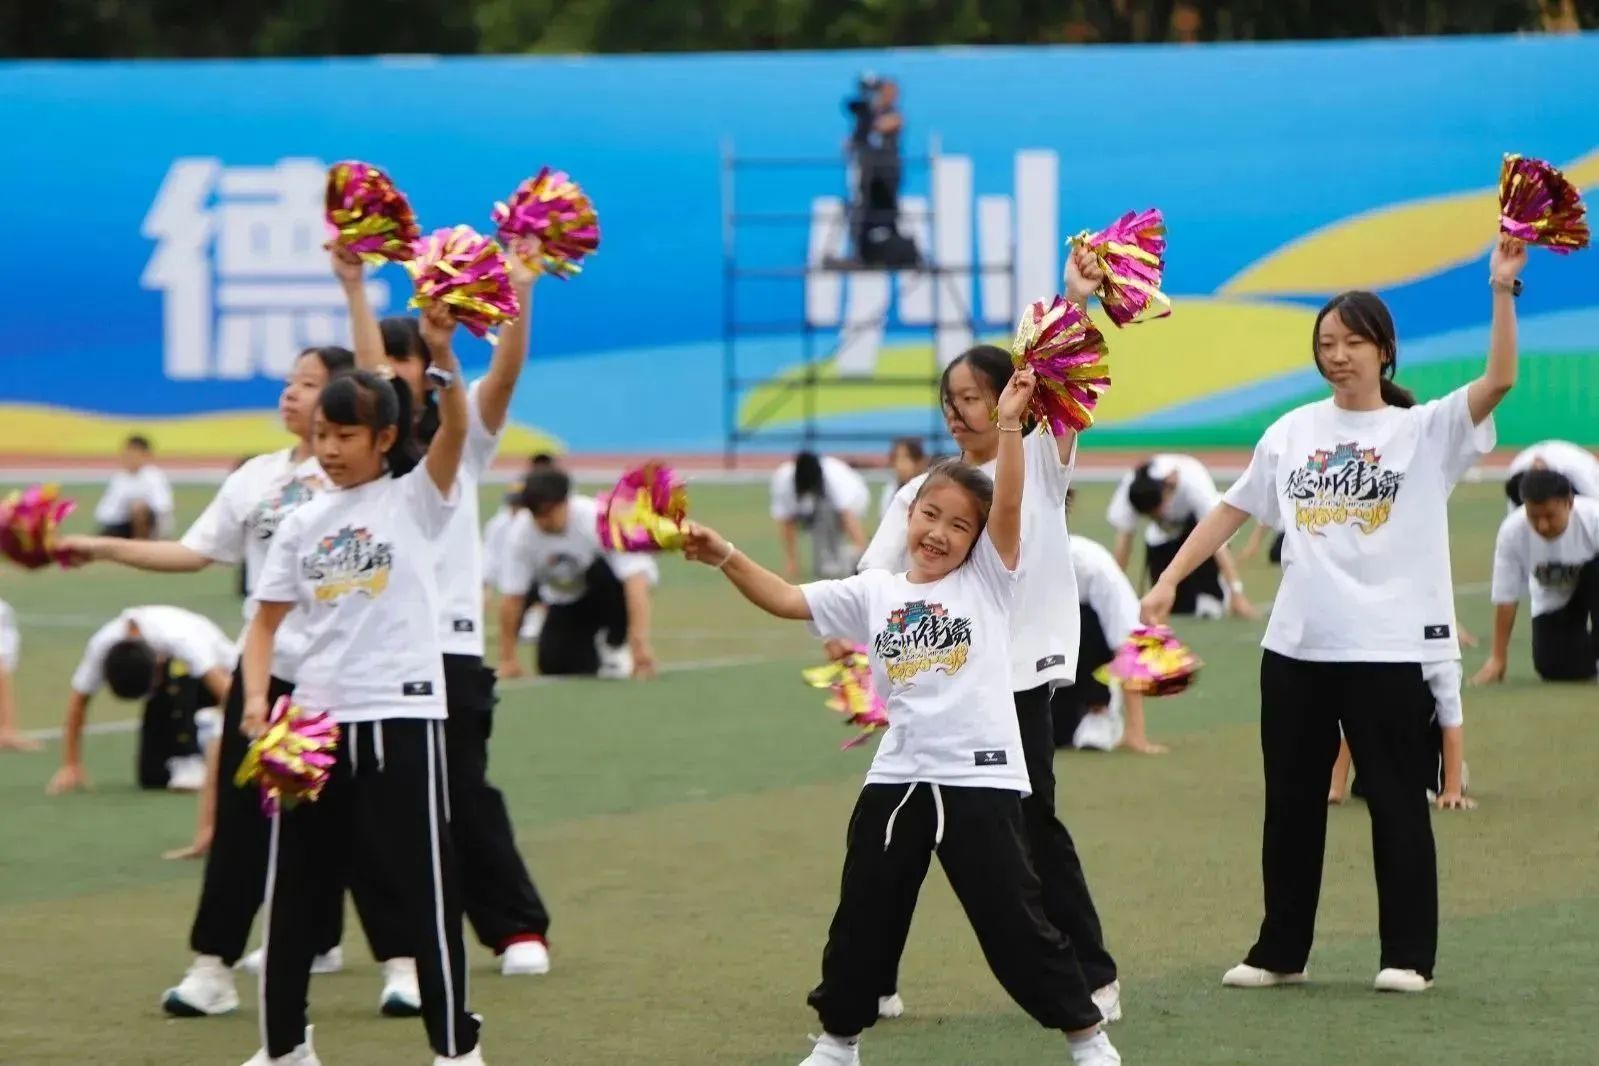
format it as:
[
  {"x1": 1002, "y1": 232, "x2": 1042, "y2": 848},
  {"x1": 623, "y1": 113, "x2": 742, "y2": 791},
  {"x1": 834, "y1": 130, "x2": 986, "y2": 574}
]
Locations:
[
  {"x1": 0, "y1": 484, "x2": 76, "y2": 570},
  {"x1": 405, "y1": 226, "x2": 521, "y2": 339},
  {"x1": 1010, "y1": 296, "x2": 1111, "y2": 435},
  {"x1": 491, "y1": 167, "x2": 601, "y2": 280},
  {"x1": 324, "y1": 161, "x2": 422, "y2": 265},
  {"x1": 802, "y1": 648, "x2": 889, "y2": 750},
  {"x1": 596, "y1": 463, "x2": 689, "y2": 552},
  {"x1": 233, "y1": 697, "x2": 340, "y2": 817},
  {"x1": 1068, "y1": 208, "x2": 1172, "y2": 327},
  {"x1": 1099, "y1": 624, "x2": 1203, "y2": 697},
  {"x1": 1498, "y1": 154, "x2": 1590, "y2": 254}
]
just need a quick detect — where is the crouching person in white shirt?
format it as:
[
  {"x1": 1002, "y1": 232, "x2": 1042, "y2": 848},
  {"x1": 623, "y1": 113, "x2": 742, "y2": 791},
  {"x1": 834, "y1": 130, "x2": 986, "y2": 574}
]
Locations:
[
  {"x1": 94, "y1": 434, "x2": 175, "y2": 540},
  {"x1": 494, "y1": 469, "x2": 659, "y2": 681},
  {"x1": 1142, "y1": 237, "x2": 1524, "y2": 995},
  {"x1": 1475, "y1": 469, "x2": 1599, "y2": 684},
  {"x1": 681, "y1": 367, "x2": 1119, "y2": 1066},
  {"x1": 239, "y1": 320, "x2": 483, "y2": 1066},
  {"x1": 772, "y1": 451, "x2": 872, "y2": 579}
]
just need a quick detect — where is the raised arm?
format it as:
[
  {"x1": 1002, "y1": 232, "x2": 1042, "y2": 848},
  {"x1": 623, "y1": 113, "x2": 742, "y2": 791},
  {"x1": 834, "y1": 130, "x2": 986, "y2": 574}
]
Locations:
[
  {"x1": 240, "y1": 602, "x2": 291, "y2": 737},
  {"x1": 1140, "y1": 502, "x2": 1253, "y2": 624},
  {"x1": 681, "y1": 522, "x2": 811, "y2": 620},
  {"x1": 418, "y1": 307, "x2": 468, "y2": 498},
  {"x1": 987, "y1": 367, "x2": 1036, "y2": 569},
  {"x1": 333, "y1": 246, "x2": 386, "y2": 373},
  {"x1": 475, "y1": 257, "x2": 540, "y2": 434},
  {"x1": 57, "y1": 535, "x2": 212, "y2": 573},
  {"x1": 1467, "y1": 235, "x2": 1527, "y2": 425}
]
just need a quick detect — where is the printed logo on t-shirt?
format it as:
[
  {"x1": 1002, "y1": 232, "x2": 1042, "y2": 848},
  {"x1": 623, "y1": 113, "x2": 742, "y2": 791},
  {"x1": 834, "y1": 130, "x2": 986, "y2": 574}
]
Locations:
[
  {"x1": 874, "y1": 600, "x2": 974, "y2": 685},
  {"x1": 301, "y1": 526, "x2": 394, "y2": 602},
  {"x1": 1284, "y1": 442, "x2": 1405, "y2": 535},
  {"x1": 452, "y1": 619, "x2": 475, "y2": 633},
  {"x1": 1423, "y1": 624, "x2": 1451, "y2": 640},
  {"x1": 247, "y1": 476, "x2": 325, "y2": 541},
  {"x1": 543, "y1": 551, "x2": 588, "y2": 598},
  {"x1": 402, "y1": 681, "x2": 434, "y2": 696},
  {"x1": 1533, "y1": 561, "x2": 1586, "y2": 591},
  {"x1": 974, "y1": 749, "x2": 1008, "y2": 766},
  {"x1": 1035, "y1": 653, "x2": 1066, "y2": 671}
]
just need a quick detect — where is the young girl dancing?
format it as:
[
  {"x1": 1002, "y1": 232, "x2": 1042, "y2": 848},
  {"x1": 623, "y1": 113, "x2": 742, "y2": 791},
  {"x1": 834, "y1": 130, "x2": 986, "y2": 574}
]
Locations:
[
  {"x1": 239, "y1": 307, "x2": 481, "y2": 1065},
  {"x1": 682, "y1": 367, "x2": 1119, "y2": 1066}
]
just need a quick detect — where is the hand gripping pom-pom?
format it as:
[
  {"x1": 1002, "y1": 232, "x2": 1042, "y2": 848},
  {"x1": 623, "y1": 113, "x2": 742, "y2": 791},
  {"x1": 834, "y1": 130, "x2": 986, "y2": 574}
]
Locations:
[
  {"x1": 596, "y1": 463, "x2": 689, "y2": 552},
  {"x1": 233, "y1": 697, "x2": 341, "y2": 817},
  {"x1": 0, "y1": 484, "x2": 77, "y2": 570},
  {"x1": 1068, "y1": 208, "x2": 1172, "y2": 327},
  {"x1": 405, "y1": 226, "x2": 521, "y2": 340},
  {"x1": 1010, "y1": 296, "x2": 1111, "y2": 435},
  {"x1": 1499, "y1": 154, "x2": 1590, "y2": 255},
  {"x1": 491, "y1": 167, "x2": 601, "y2": 280},
  {"x1": 802, "y1": 648, "x2": 889, "y2": 750},
  {"x1": 324, "y1": 161, "x2": 422, "y2": 265},
  {"x1": 1099, "y1": 624, "x2": 1203, "y2": 697}
]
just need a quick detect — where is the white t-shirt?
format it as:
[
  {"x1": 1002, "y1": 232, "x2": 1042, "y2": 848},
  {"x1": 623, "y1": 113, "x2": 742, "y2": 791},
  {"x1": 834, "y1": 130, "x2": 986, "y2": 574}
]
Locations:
[
  {"x1": 1106, "y1": 454, "x2": 1222, "y2": 546},
  {"x1": 1223, "y1": 386, "x2": 1494, "y2": 663},
  {"x1": 803, "y1": 531, "x2": 1030, "y2": 794},
  {"x1": 181, "y1": 449, "x2": 332, "y2": 680},
  {"x1": 434, "y1": 382, "x2": 503, "y2": 658},
  {"x1": 495, "y1": 495, "x2": 659, "y2": 607},
  {"x1": 859, "y1": 429, "x2": 1079, "y2": 690},
  {"x1": 1490, "y1": 496, "x2": 1599, "y2": 617},
  {"x1": 1507, "y1": 440, "x2": 1599, "y2": 501},
  {"x1": 1070, "y1": 534, "x2": 1139, "y2": 650},
  {"x1": 71, "y1": 606, "x2": 237, "y2": 697},
  {"x1": 770, "y1": 457, "x2": 872, "y2": 522},
  {"x1": 253, "y1": 467, "x2": 457, "y2": 724},
  {"x1": 0, "y1": 599, "x2": 18, "y2": 672},
  {"x1": 94, "y1": 466, "x2": 175, "y2": 535},
  {"x1": 481, "y1": 505, "x2": 517, "y2": 591}
]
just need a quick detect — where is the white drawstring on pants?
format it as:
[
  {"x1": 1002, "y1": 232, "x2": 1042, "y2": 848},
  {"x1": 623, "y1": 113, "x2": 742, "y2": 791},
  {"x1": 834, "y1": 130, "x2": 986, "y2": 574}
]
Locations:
[
  {"x1": 374, "y1": 720, "x2": 386, "y2": 772},
  {"x1": 882, "y1": 782, "x2": 945, "y2": 850}
]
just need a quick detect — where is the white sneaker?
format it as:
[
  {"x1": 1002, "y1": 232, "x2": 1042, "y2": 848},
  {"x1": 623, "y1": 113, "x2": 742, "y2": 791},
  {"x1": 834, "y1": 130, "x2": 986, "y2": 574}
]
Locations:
[
  {"x1": 1092, "y1": 979, "x2": 1123, "y2": 1023},
  {"x1": 1072, "y1": 706, "x2": 1124, "y2": 752},
  {"x1": 434, "y1": 1044, "x2": 485, "y2": 1066},
  {"x1": 596, "y1": 638, "x2": 633, "y2": 680},
  {"x1": 238, "y1": 946, "x2": 344, "y2": 976},
  {"x1": 379, "y1": 957, "x2": 422, "y2": 1017},
  {"x1": 876, "y1": 993, "x2": 904, "y2": 1019},
  {"x1": 1222, "y1": 962, "x2": 1308, "y2": 988},
  {"x1": 162, "y1": 955, "x2": 240, "y2": 1016},
  {"x1": 1068, "y1": 1029, "x2": 1121, "y2": 1065},
  {"x1": 799, "y1": 1033, "x2": 860, "y2": 1066},
  {"x1": 1195, "y1": 593, "x2": 1227, "y2": 620},
  {"x1": 241, "y1": 1025, "x2": 319, "y2": 1065},
  {"x1": 519, "y1": 607, "x2": 545, "y2": 644},
  {"x1": 1374, "y1": 968, "x2": 1432, "y2": 993},
  {"x1": 500, "y1": 939, "x2": 550, "y2": 976},
  {"x1": 166, "y1": 754, "x2": 208, "y2": 792}
]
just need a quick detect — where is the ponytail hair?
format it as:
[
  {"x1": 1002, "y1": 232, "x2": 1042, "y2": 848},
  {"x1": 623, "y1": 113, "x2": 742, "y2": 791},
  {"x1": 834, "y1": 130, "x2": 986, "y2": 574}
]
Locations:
[
  {"x1": 318, "y1": 370, "x2": 420, "y2": 478},
  {"x1": 1312, "y1": 291, "x2": 1414, "y2": 409}
]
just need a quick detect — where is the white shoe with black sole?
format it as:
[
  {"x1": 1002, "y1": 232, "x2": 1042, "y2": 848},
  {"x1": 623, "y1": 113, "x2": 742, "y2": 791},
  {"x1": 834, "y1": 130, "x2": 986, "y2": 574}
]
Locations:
[
  {"x1": 379, "y1": 957, "x2": 422, "y2": 1017},
  {"x1": 241, "y1": 1025, "x2": 319, "y2": 1065},
  {"x1": 162, "y1": 955, "x2": 240, "y2": 1017}
]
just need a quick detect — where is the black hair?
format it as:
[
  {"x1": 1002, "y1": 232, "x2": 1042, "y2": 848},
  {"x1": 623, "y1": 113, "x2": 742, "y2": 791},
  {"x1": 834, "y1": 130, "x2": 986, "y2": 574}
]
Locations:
[
  {"x1": 124, "y1": 434, "x2": 152, "y2": 452},
  {"x1": 104, "y1": 638, "x2": 157, "y2": 700},
  {"x1": 794, "y1": 451, "x2": 824, "y2": 500},
  {"x1": 1504, "y1": 471, "x2": 1527, "y2": 507},
  {"x1": 890, "y1": 437, "x2": 926, "y2": 463},
  {"x1": 298, "y1": 345, "x2": 355, "y2": 378},
  {"x1": 1127, "y1": 462, "x2": 1167, "y2": 517},
  {"x1": 1521, "y1": 469, "x2": 1575, "y2": 505},
  {"x1": 912, "y1": 458, "x2": 996, "y2": 530},
  {"x1": 939, "y1": 344, "x2": 1035, "y2": 435},
  {"x1": 529, "y1": 452, "x2": 557, "y2": 468},
  {"x1": 317, "y1": 370, "x2": 419, "y2": 477},
  {"x1": 521, "y1": 468, "x2": 573, "y2": 512},
  {"x1": 380, "y1": 316, "x2": 442, "y2": 445},
  {"x1": 1312, "y1": 291, "x2": 1415, "y2": 409},
  {"x1": 1065, "y1": 486, "x2": 1076, "y2": 517}
]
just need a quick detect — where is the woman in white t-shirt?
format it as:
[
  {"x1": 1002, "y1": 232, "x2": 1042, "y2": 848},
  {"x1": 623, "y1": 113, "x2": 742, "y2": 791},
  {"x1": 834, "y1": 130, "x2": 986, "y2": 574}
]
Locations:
[
  {"x1": 240, "y1": 309, "x2": 481, "y2": 1066},
  {"x1": 771, "y1": 452, "x2": 872, "y2": 579},
  {"x1": 1141, "y1": 235, "x2": 1527, "y2": 995},
  {"x1": 681, "y1": 366, "x2": 1119, "y2": 1066}
]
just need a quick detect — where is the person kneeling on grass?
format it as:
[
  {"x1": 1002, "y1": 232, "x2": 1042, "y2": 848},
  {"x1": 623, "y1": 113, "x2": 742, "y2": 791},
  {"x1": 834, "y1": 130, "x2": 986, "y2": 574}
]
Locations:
[
  {"x1": 1327, "y1": 664, "x2": 1474, "y2": 812},
  {"x1": 681, "y1": 367, "x2": 1119, "y2": 1066},
  {"x1": 46, "y1": 605, "x2": 236, "y2": 798},
  {"x1": 494, "y1": 468, "x2": 660, "y2": 680},
  {"x1": 1474, "y1": 469, "x2": 1599, "y2": 685}
]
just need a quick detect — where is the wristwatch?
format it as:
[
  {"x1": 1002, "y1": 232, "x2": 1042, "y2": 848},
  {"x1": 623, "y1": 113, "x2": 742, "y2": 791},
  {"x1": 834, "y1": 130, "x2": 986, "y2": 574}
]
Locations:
[
  {"x1": 1490, "y1": 278, "x2": 1522, "y2": 297},
  {"x1": 424, "y1": 365, "x2": 459, "y2": 389}
]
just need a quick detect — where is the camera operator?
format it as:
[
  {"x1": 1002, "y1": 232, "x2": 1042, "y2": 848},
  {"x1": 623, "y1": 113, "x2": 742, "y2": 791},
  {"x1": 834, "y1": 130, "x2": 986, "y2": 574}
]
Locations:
[{"x1": 843, "y1": 75, "x2": 911, "y2": 267}]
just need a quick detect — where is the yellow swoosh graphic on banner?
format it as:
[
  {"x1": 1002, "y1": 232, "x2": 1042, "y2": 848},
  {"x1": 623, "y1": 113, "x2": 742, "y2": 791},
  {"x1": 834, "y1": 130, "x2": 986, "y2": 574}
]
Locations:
[{"x1": 1221, "y1": 147, "x2": 1599, "y2": 296}]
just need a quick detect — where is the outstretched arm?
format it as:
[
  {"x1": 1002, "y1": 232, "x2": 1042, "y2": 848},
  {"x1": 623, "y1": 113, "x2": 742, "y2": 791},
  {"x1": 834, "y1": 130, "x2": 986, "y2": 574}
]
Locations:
[
  {"x1": 57, "y1": 536, "x2": 212, "y2": 573},
  {"x1": 333, "y1": 246, "x2": 386, "y2": 373},
  {"x1": 1466, "y1": 235, "x2": 1527, "y2": 425},
  {"x1": 46, "y1": 691, "x2": 93, "y2": 794},
  {"x1": 988, "y1": 368, "x2": 1037, "y2": 570},
  {"x1": 418, "y1": 309, "x2": 468, "y2": 498},
  {"x1": 1140, "y1": 503, "x2": 1253, "y2": 624},
  {"x1": 475, "y1": 258, "x2": 540, "y2": 434},
  {"x1": 1470, "y1": 602, "x2": 1518, "y2": 685},
  {"x1": 682, "y1": 522, "x2": 811, "y2": 620}
]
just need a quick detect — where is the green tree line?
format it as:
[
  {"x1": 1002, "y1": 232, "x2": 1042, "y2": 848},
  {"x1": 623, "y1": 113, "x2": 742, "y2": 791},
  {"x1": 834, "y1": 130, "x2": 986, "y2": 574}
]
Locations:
[{"x1": 5, "y1": 0, "x2": 1593, "y2": 58}]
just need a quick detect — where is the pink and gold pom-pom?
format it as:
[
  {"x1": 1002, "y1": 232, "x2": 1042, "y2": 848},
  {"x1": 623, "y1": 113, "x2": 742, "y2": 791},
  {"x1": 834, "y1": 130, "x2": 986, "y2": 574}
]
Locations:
[
  {"x1": 802, "y1": 648, "x2": 889, "y2": 750},
  {"x1": 491, "y1": 167, "x2": 601, "y2": 280},
  {"x1": 0, "y1": 483, "x2": 76, "y2": 570},
  {"x1": 233, "y1": 697, "x2": 340, "y2": 817},
  {"x1": 1099, "y1": 624, "x2": 1202, "y2": 697},
  {"x1": 596, "y1": 462, "x2": 688, "y2": 552},
  {"x1": 1499, "y1": 154, "x2": 1590, "y2": 254},
  {"x1": 1068, "y1": 208, "x2": 1172, "y2": 327},
  {"x1": 405, "y1": 226, "x2": 521, "y2": 340},
  {"x1": 324, "y1": 161, "x2": 422, "y2": 265},
  {"x1": 1010, "y1": 296, "x2": 1111, "y2": 435}
]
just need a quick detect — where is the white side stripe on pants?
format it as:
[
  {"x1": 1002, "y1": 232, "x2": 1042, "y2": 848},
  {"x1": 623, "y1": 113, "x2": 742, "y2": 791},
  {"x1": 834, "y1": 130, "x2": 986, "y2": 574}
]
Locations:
[
  {"x1": 436, "y1": 719, "x2": 451, "y2": 823},
  {"x1": 426, "y1": 721, "x2": 459, "y2": 1056},
  {"x1": 258, "y1": 811, "x2": 282, "y2": 1052},
  {"x1": 374, "y1": 720, "x2": 386, "y2": 772}
]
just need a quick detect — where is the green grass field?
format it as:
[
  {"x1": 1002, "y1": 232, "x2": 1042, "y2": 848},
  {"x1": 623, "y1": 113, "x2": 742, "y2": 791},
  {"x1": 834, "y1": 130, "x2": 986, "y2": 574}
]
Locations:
[{"x1": 0, "y1": 478, "x2": 1594, "y2": 1065}]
